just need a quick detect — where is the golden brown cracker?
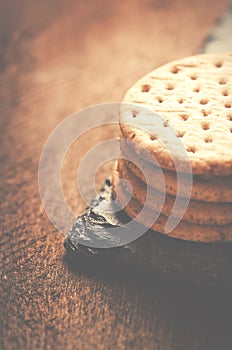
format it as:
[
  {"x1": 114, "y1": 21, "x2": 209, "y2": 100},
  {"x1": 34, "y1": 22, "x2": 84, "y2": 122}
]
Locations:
[
  {"x1": 112, "y1": 163, "x2": 232, "y2": 243},
  {"x1": 121, "y1": 141, "x2": 232, "y2": 202},
  {"x1": 120, "y1": 53, "x2": 232, "y2": 176}
]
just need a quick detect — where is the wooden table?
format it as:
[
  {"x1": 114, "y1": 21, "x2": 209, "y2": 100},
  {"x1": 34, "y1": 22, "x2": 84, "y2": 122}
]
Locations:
[{"x1": 1, "y1": 1, "x2": 232, "y2": 349}]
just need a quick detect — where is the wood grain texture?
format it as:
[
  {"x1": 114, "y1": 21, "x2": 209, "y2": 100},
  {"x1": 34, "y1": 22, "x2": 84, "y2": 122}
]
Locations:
[{"x1": 1, "y1": 1, "x2": 232, "y2": 349}]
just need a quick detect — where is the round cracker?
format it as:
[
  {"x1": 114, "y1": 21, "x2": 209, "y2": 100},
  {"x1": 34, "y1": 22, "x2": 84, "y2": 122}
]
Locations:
[
  {"x1": 115, "y1": 158, "x2": 232, "y2": 225},
  {"x1": 121, "y1": 141, "x2": 232, "y2": 202},
  {"x1": 120, "y1": 53, "x2": 232, "y2": 176},
  {"x1": 112, "y1": 163, "x2": 232, "y2": 242}
]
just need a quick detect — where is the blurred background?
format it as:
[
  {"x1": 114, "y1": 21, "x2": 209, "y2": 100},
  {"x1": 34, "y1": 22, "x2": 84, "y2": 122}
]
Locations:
[{"x1": 1, "y1": 1, "x2": 231, "y2": 350}]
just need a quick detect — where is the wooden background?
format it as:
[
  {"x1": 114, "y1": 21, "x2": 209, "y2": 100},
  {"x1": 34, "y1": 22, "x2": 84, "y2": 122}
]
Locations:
[{"x1": 1, "y1": 1, "x2": 232, "y2": 349}]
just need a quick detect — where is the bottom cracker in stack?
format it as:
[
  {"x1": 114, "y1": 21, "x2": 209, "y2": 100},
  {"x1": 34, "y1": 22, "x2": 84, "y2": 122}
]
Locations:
[{"x1": 113, "y1": 52, "x2": 232, "y2": 243}]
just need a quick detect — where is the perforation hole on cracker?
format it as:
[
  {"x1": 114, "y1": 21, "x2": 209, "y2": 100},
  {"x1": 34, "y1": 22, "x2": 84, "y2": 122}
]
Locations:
[
  {"x1": 193, "y1": 86, "x2": 200, "y2": 92},
  {"x1": 222, "y1": 88, "x2": 228, "y2": 96},
  {"x1": 141, "y1": 84, "x2": 151, "y2": 92},
  {"x1": 190, "y1": 73, "x2": 198, "y2": 80},
  {"x1": 219, "y1": 77, "x2": 228, "y2": 85},
  {"x1": 187, "y1": 146, "x2": 197, "y2": 153},
  {"x1": 179, "y1": 113, "x2": 189, "y2": 121},
  {"x1": 214, "y1": 61, "x2": 223, "y2": 68},
  {"x1": 177, "y1": 130, "x2": 185, "y2": 137},
  {"x1": 171, "y1": 65, "x2": 179, "y2": 74},
  {"x1": 201, "y1": 121, "x2": 210, "y2": 130},
  {"x1": 204, "y1": 137, "x2": 213, "y2": 143},
  {"x1": 202, "y1": 109, "x2": 211, "y2": 116},
  {"x1": 132, "y1": 110, "x2": 138, "y2": 117},
  {"x1": 225, "y1": 101, "x2": 231, "y2": 108},
  {"x1": 200, "y1": 98, "x2": 209, "y2": 105},
  {"x1": 166, "y1": 83, "x2": 175, "y2": 90},
  {"x1": 156, "y1": 96, "x2": 163, "y2": 103}
]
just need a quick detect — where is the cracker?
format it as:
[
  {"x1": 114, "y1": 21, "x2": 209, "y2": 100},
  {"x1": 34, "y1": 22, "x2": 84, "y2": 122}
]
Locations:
[
  {"x1": 114, "y1": 159, "x2": 232, "y2": 225},
  {"x1": 112, "y1": 164, "x2": 232, "y2": 242},
  {"x1": 121, "y1": 141, "x2": 232, "y2": 202},
  {"x1": 120, "y1": 53, "x2": 232, "y2": 176}
]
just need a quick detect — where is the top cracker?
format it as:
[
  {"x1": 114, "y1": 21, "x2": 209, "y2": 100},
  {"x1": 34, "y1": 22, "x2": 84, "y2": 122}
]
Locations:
[{"x1": 120, "y1": 53, "x2": 232, "y2": 175}]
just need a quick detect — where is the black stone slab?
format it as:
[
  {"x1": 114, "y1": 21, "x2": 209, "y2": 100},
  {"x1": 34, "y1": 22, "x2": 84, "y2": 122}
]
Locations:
[{"x1": 64, "y1": 180, "x2": 232, "y2": 285}]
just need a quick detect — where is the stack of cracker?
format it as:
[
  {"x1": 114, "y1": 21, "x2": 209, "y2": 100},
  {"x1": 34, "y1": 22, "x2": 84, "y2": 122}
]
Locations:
[{"x1": 112, "y1": 53, "x2": 232, "y2": 242}]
